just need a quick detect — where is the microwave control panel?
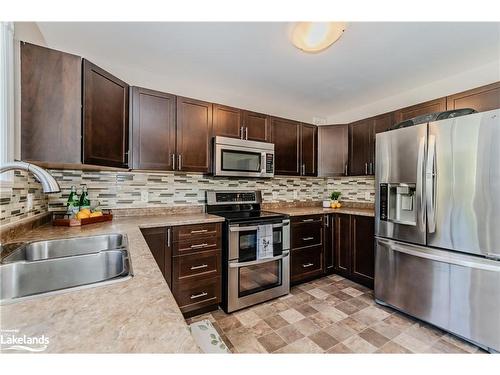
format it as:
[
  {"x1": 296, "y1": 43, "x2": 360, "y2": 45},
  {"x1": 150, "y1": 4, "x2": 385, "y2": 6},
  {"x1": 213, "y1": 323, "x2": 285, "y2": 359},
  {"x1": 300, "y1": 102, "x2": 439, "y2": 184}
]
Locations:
[{"x1": 265, "y1": 154, "x2": 274, "y2": 173}]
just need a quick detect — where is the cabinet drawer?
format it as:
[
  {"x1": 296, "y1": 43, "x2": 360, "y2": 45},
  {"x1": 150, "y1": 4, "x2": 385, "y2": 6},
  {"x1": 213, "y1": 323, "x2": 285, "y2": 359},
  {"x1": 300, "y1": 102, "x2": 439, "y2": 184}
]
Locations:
[
  {"x1": 291, "y1": 246, "x2": 323, "y2": 283},
  {"x1": 173, "y1": 236, "x2": 220, "y2": 256},
  {"x1": 172, "y1": 223, "x2": 220, "y2": 242},
  {"x1": 173, "y1": 250, "x2": 221, "y2": 281},
  {"x1": 174, "y1": 277, "x2": 221, "y2": 314},
  {"x1": 292, "y1": 216, "x2": 323, "y2": 249}
]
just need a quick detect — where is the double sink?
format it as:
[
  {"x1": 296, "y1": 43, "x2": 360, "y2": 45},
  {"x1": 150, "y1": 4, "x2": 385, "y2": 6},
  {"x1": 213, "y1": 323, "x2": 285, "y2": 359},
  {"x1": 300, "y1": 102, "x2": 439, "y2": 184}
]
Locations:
[{"x1": 0, "y1": 234, "x2": 133, "y2": 305}]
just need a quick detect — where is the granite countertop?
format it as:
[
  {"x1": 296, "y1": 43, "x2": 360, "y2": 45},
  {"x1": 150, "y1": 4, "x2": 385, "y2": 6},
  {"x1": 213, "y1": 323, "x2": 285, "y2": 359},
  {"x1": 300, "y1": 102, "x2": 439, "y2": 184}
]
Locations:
[
  {"x1": 270, "y1": 206, "x2": 375, "y2": 217},
  {"x1": 0, "y1": 213, "x2": 225, "y2": 353}
]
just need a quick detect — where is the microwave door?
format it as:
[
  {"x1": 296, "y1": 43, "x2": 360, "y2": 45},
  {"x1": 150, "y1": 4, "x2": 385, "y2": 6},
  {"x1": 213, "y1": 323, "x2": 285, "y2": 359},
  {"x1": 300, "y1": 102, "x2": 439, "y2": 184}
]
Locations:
[{"x1": 215, "y1": 144, "x2": 263, "y2": 177}]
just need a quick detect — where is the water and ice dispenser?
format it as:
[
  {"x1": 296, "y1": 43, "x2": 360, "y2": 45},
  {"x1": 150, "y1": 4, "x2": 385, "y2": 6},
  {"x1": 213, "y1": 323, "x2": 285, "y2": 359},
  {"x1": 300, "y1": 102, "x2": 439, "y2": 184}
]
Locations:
[{"x1": 379, "y1": 183, "x2": 417, "y2": 226}]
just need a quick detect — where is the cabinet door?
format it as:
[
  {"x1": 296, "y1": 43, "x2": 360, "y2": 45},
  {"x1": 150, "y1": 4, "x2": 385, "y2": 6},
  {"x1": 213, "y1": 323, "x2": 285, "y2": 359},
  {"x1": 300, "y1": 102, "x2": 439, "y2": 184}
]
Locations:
[
  {"x1": 351, "y1": 215, "x2": 375, "y2": 288},
  {"x1": 271, "y1": 117, "x2": 300, "y2": 175},
  {"x1": 370, "y1": 112, "x2": 393, "y2": 175},
  {"x1": 324, "y1": 214, "x2": 335, "y2": 274},
  {"x1": 300, "y1": 124, "x2": 318, "y2": 176},
  {"x1": 213, "y1": 104, "x2": 242, "y2": 139},
  {"x1": 243, "y1": 111, "x2": 270, "y2": 142},
  {"x1": 446, "y1": 82, "x2": 500, "y2": 113},
  {"x1": 141, "y1": 227, "x2": 172, "y2": 286},
  {"x1": 318, "y1": 125, "x2": 348, "y2": 177},
  {"x1": 394, "y1": 97, "x2": 446, "y2": 123},
  {"x1": 349, "y1": 119, "x2": 371, "y2": 176},
  {"x1": 21, "y1": 43, "x2": 82, "y2": 164},
  {"x1": 334, "y1": 214, "x2": 351, "y2": 278},
  {"x1": 83, "y1": 59, "x2": 129, "y2": 168},
  {"x1": 131, "y1": 87, "x2": 176, "y2": 170},
  {"x1": 176, "y1": 97, "x2": 213, "y2": 173}
]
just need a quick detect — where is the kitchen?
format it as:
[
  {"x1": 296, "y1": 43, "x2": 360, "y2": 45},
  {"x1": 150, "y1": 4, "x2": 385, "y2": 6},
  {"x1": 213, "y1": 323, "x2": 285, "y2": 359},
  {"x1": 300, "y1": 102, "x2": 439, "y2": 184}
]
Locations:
[{"x1": 1, "y1": 2, "x2": 500, "y2": 373}]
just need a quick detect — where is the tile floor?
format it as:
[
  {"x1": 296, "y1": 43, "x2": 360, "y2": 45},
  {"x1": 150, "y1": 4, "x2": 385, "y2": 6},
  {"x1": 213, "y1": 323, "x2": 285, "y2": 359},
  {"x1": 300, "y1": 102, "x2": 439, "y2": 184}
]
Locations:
[{"x1": 186, "y1": 274, "x2": 486, "y2": 354}]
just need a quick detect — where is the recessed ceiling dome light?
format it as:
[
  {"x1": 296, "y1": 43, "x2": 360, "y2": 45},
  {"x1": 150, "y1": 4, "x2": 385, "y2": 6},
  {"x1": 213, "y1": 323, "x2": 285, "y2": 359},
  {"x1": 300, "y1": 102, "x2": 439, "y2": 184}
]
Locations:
[{"x1": 291, "y1": 22, "x2": 346, "y2": 53}]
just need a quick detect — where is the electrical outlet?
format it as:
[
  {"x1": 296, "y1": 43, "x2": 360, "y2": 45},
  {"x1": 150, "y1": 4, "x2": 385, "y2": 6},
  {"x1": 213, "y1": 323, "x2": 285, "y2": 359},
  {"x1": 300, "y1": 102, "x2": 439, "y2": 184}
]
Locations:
[
  {"x1": 293, "y1": 190, "x2": 298, "y2": 200},
  {"x1": 27, "y1": 193, "x2": 34, "y2": 211},
  {"x1": 141, "y1": 191, "x2": 148, "y2": 203},
  {"x1": 272, "y1": 191, "x2": 278, "y2": 200},
  {"x1": 365, "y1": 191, "x2": 371, "y2": 201}
]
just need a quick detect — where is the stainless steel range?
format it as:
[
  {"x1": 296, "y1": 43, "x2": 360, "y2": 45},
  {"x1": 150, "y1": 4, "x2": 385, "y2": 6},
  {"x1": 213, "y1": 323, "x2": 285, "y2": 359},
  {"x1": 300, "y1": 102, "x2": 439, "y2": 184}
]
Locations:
[{"x1": 206, "y1": 190, "x2": 290, "y2": 313}]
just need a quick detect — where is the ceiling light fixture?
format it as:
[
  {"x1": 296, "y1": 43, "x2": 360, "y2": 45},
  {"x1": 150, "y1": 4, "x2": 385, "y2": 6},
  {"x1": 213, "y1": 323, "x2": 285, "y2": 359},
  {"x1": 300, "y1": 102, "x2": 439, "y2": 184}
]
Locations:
[{"x1": 291, "y1": 22, "x2": 346, "y2": 53}]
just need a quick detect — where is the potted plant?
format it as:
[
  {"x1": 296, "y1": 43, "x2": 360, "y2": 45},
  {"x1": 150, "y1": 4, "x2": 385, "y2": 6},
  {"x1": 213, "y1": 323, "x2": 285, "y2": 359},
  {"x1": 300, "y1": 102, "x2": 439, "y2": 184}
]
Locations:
[{"x1": 330, "y1": 191, "x2": 342, "y2": 209}]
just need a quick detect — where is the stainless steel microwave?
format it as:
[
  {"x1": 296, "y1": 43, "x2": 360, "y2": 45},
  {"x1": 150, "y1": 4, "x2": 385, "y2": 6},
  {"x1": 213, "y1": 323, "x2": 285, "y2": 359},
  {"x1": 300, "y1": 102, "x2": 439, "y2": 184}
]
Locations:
[{"x1": 213, "y1": 136, "x2": 274, "y2": 178}]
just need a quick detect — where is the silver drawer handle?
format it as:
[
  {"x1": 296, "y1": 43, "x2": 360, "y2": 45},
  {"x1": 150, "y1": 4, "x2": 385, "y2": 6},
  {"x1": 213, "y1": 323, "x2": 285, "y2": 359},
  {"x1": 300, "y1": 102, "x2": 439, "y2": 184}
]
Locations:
[
  {"x1": 301, "y1": 219, "x2": 314, "y2": 223},
  {"x1": 191, "y1": 229, "x2": 208, "y2": 234},
  {"x1": 190, "y1": 292, "x2": 208, "y2": 300},
  {"x1": 190, "y1": 264, "x2": 208, "y2": 270},
  {"x1": 302, "y1": 263, "x2": 314, "y2": 268},
  {"x1": 302, "y1": 237, "x2": 314, "y2": 241},
  {"x1": 190, "y1": 243, "x2": 209, "y2": 249}
]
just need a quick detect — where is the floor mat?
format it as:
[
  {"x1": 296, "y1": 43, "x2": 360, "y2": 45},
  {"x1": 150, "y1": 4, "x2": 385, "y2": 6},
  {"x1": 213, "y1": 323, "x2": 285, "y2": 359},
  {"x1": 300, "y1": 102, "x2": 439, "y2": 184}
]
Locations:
[{"x1": 188, "y1": 319, "x2": 231, "y2": 353}]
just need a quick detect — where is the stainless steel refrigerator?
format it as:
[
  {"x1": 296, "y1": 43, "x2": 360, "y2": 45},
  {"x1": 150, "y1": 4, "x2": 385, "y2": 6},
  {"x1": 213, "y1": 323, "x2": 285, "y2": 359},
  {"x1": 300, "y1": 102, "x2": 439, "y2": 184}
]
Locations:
[{"x1": 374, "y1": 109, "x2": 500, "y2": 353}]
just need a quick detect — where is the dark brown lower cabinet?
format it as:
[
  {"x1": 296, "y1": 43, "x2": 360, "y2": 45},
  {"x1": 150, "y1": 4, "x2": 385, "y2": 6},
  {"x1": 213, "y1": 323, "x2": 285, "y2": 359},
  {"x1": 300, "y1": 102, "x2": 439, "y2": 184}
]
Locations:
[
  {"x1": 141, "y1": 223, "x2": 221, "y2": 317},
  {"x1": 290, "y1": 215, "x2": 324, "y2": 283},
  {"x1": 329, "y1": 213, "x2": 375, "y2": 288}
]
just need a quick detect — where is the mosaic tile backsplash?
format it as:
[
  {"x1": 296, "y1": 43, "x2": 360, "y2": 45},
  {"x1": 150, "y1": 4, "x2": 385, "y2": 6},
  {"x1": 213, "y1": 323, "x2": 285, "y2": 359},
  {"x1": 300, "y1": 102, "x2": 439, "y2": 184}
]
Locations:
[
  {"x1": 0, "y1": 169, "x2": 375, "y2": 226},
  {"x1": 0, "y1": 171, "x2": 49, "y2": 225}
]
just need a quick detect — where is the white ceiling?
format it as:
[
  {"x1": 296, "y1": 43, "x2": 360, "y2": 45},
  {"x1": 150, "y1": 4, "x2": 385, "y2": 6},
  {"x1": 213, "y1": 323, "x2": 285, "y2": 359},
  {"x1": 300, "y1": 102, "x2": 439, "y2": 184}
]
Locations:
[{"x1": 35, "y1": 22, "x2": 500, "y2": 124}]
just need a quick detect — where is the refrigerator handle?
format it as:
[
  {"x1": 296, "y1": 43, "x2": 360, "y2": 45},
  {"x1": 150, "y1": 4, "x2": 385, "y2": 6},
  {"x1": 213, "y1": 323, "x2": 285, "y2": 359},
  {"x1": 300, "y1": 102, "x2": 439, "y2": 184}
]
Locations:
[
  {"x1": 416, "y1": 136, "x2": 426, "y2": 230},
  {"x1": 426, "y1": 134, "x2": 437, "y2": 233}
]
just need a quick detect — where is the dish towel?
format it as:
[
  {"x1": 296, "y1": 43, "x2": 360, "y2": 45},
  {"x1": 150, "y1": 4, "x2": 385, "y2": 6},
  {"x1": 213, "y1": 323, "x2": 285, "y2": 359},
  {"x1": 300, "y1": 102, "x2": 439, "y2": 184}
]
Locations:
[{"x1": 257, "y1": 224, "x2": 274, "y2": 259}]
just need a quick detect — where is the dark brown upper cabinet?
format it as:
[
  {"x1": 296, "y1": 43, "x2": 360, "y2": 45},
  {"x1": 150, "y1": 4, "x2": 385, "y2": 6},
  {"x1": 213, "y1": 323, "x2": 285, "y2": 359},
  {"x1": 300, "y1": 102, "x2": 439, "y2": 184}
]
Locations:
[
  {"x1": 446, "y1": 82, "x2": 500, "y2": 113},
  {"x1": 271, "y1": 117, "x2": 300, "y2": 176},
  {"x1": 83, "y1": 59, "x2": 129, "y2": 168},
  {"x1": 243, "y1": 111, "x2": 270, "y2": 142},
  {"x1": 318, "y1": 124, "x2": 348, "y2": 177},
  {"x1": 176, "y1": 97, "x2": 213, "y2": 173},
  {"x1": 394, "y1": 97, "x2": 446, "y2": 123},
  {"x1": 130, "y1": 87, "x2": 176, "y2": 170},
  {"x1": 370, "y1": 112, "x2": 394, "y2": 172},
  {"x1": 213, "y1": 104, "x2": 242, "y2": 139},
  {"x1": 213, "y1": 105, "x2": 270, "y2": 142},
  {"x1": 21, "y1": 42, "x2": 82, "y2": 164},
  {"x1": 300, "y1": 123, "x2": 317, "y2": 176},
  {"x1": 349, "y1": 118, "x2": 372, "y2": 176}
]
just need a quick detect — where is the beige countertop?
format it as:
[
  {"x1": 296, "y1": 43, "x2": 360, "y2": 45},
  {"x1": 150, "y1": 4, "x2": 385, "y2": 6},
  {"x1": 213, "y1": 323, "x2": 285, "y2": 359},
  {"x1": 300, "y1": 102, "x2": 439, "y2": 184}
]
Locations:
[
  {"x1": 0, "y1": 213, "x2": 225, "y2": 353},
  {"x1": 270, "y1": 206, "x2": 375, "y2": 218}
]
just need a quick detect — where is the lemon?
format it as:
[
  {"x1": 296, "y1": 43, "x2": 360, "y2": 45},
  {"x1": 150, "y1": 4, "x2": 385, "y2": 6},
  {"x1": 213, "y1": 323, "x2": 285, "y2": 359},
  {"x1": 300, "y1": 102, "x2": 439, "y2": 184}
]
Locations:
[
  {"x1": 76, "y1": 211, "x2": 90, "y2": 220},
  {"x1": 90, "y1": 211, "x2": 103, "y2": 218},
  {"x1": 79, "y1": 208, "x2": 91, "y2": 216}
]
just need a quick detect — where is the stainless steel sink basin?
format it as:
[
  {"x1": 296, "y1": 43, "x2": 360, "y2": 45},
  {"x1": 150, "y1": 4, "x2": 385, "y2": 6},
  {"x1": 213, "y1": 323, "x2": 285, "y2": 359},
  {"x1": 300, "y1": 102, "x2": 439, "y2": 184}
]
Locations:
[
  {"x1": 1, "y1": 233, "x2": 126, "y2": 263},
  {"x1": 0, "y1": 234, "x2": 133, "y2": 305}
]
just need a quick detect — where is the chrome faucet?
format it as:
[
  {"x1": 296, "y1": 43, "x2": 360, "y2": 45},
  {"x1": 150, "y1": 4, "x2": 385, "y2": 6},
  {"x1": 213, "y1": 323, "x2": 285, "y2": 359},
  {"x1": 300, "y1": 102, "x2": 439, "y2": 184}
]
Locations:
[{"x1": 0, "y1": 161, "x2": 61, "y2": 193}]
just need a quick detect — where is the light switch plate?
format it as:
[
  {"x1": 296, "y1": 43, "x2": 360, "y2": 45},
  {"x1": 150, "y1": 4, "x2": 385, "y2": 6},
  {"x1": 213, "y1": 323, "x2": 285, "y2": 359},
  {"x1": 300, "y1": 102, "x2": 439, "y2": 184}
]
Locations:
[
  {"x1": 141, "y1": 191, "x2": 148, "y2": 203},
  {"x1": 365, "y1": 191, "x2": 371, "y2": 200},
  {"x1": 272, "y1": 191, "x2": 278, "y2": 200},
  {"x1": 27, "y1": 193, "x2": 34, "y2": 211},
  {"x1": 293, "y1": 190, "x2": 298, "y2": 199}
]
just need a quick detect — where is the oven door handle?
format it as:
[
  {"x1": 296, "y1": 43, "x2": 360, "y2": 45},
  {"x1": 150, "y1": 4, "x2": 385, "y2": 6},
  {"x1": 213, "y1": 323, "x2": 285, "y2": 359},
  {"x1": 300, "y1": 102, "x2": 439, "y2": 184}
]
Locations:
[
  {"x1": 229, "y1": 222, "x2": 289, "y2": 232},
  {"x1": 228, "y1": 251, "x2": 290, "y2": 268}
]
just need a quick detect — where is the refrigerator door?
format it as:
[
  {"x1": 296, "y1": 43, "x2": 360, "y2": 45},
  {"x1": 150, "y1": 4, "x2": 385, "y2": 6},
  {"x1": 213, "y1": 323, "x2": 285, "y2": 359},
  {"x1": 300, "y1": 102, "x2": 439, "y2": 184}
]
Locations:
[
  {"x1": 427, "y1": 109, "x2": 500, "y2": 257},
  {"x1": 375, "y1": 123, "x2": 427, "y2": 245},
  {"x1": 375, "y1": 238, "x2": 500, "y2": 352}
]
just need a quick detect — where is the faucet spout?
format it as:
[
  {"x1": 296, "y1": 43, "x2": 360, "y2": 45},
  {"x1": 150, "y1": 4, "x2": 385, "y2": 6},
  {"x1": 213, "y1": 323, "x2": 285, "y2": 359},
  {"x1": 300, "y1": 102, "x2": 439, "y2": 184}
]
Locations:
[{"x1": 0, "y1": 161, "x2": 61, "y2": 193}]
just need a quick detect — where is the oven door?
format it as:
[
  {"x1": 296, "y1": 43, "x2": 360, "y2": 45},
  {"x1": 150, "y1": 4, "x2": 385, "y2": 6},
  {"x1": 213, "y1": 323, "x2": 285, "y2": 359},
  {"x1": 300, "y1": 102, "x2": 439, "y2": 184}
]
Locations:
[
  {"x1": 214, "y1": 142, "x2": 273, "y2": 178},
  {"x1": 226, "y1": 220, "x2": 290, "y2": 312}
]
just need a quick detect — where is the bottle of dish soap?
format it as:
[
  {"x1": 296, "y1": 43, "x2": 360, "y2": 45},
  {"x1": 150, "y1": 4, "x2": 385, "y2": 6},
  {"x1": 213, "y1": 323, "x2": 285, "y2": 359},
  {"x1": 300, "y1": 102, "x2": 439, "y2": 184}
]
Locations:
[{"x1": 66, "y1": 185, "x2": 80, "y2": 217}]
